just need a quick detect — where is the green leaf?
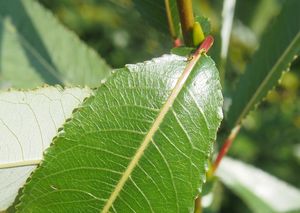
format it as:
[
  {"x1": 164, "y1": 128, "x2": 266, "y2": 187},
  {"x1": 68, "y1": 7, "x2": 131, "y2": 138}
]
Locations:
[
  {"x1": 0, "y1": 0, "x2": 111, "y2": 89},
  {"x1": 194, "y1": 16, "x2": 211, "y2": 37},
  {"x1": 0, "y1": 86, "x2": 91, "y2": 211},
  {"x1": 217, "y1": 157, "x2": 300, "y2": 213},
  {"x1": 227, "y1": 0, "x2": 300, "y2": 128},
  {"x1": 133, "y1": 0, "x2": 180, "y2": 38},
  {"x1": 171, "y1": 47, "x2": 195, "y2": 56},
  {"x1": 16, "y1": 54, "x2": 223, "y2": 212}
]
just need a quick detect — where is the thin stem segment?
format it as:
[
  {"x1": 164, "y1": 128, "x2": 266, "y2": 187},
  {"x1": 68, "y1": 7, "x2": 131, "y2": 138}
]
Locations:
[
  {"x1": 194, "y1": 196, "x2": 202, "y2": 213},
  {"x1": 165, "y1": 0, "x2": 177, "y2": 39},
  {"x1": 211, "y1": 125, "x2": 241, "y2": 173},
  {"x1": 176, "y1": 0, "x2": 194, "y2": 46}
]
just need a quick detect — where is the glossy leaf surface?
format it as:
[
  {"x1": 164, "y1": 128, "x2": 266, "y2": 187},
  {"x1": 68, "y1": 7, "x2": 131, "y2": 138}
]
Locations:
[
  {"x1": 0, "y1": 87, "x2": 91, "y2": 211},
  {"x1": 0, "y1": 0, "x2": 110, "y2": 89},
  {"x1": 17, "y1": 54, "x2": 223, "y2": 212}
]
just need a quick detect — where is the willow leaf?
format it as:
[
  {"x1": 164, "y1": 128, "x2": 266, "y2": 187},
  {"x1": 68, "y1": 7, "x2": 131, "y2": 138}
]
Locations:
[
  {"x1": 16, "y1": 54, "x2": 223, "y2": 212},
  {"x1": 227, "y1": 0, "x2": 300, "y2": 128},
  {"x1": 0, "y1": 87, "x2": 91, "y2": 211},
  {"x1": 0, "y1": 0, "x2": 110, "y2": 89},
  {"x1": 133, "y1": 0, "x2": 180, "y2": 38},
  {"x1": 217, "y1": 157, "x2": 300, "y2": 213}
]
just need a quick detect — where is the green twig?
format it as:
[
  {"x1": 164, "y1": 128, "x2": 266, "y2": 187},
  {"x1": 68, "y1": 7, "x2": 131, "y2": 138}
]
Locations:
[
  {"x1": 165, "y1": 0, "x2": 176, "y2": 39},
  {"x1": 219, "y1": 58, "x2": 226, "y2": 87},
  {"x1": 176, "y1": 0, "x2": 194, "y2": 46}
]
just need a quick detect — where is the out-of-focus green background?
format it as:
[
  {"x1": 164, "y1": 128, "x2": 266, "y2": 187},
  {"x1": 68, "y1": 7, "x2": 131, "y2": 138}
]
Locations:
[{"x1": 38, "y1": 0, "x2": 299, "y2": 212}]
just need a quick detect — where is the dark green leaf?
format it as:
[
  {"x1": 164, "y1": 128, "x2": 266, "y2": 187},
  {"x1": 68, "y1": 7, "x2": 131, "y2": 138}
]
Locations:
[
  {"x1": 0, "y1": 0, "x2": 111, "y2": 89},
  {"x1": 227, "y1": 0, "x2": 300, "y2": 128},
  {"x1": 133, "y1": 0, "x2": 180, "y2": 37},
  {"x1": 16, "y1": 54, "x2": 223, "y2": 212}
]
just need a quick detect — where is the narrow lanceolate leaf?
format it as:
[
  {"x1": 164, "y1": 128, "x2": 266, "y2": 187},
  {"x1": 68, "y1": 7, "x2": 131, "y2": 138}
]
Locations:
[
  {"x1": 227, "y1": 0, "x2": 300, "y2": 128},
  {"x1": 220, "y1": 0, "x2": 236, "y2": 60},
  {"x1": 0, "y1": 87, "x2": 91, "y2": 211},
  {"x1": 16, "y1": 54, "x2": 223, "y2": 212},
  {"x1": 133, "y1": 0, "x2": 180, "y2": 38},
  {"x1": 217, "y1": 157, "x2": 300, "y2": 213},
  {"x1": 0, "y1": 0, "x2": 110, "y2": 89}
]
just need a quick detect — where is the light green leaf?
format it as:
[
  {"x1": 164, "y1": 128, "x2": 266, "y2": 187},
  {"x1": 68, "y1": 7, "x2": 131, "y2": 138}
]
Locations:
[
  {"x1": 133, "y1": 0, "x2": 180, "y2": 38},
  {"x1": 16, "y1": 54, "x2": 223, "y2": 212},
  {"x1": 227, "y1": 0, "x2": 300, "y2": 128},
  {"x1": 0, "y1": 87, "x2": 91, "y2": 211},
  {"x1": 0, "y1": 0, "x2": 111, "y2": 89},
  {"x1": 217, "y1": 157, "x2": 300, "y2": 213}
]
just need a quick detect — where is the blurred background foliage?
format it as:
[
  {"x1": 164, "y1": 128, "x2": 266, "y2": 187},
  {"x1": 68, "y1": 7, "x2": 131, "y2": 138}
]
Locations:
[
  {"x1": 38, "y1": 0, "x2": 299, "y2": 212},
  {"x1": 39, "y1": 0, "x2": 172, "y2": 68}
]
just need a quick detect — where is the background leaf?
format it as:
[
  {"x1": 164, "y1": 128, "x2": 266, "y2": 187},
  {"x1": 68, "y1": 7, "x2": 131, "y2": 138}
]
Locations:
[
  {"x1": 217, "y1": 157, "x2": 300, "y2": 213},
  {"x1": 133, "y1": 0, "x2": 180, "y2": 38},
  {"x1": 195, "y1": 16, "x2": 211, "y2": 37},
  {"x1": 16, "y1": 54, "x2": 223, "y2": 212},
  {"x1": 227, "y1": 0, "x2": 300, "y2": 128},
  {"x1": 0, "y1": 86, "x2": 91, "y2": 211},
  {"x1": 0, "y1": 0, "x2": 111, "y2": 89},
  {"x1": 220, "y1": 0, "x2": 236, "y2": 60}
]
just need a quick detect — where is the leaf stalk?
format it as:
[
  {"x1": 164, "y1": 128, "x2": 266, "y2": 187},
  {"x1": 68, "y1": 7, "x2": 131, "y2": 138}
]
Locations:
[
  {"x1": 211, "y1": 125, "x2": 240, "y2": 173},
  {"x1": 194, "y1": 196, "x2": 202, "y2": 213}
]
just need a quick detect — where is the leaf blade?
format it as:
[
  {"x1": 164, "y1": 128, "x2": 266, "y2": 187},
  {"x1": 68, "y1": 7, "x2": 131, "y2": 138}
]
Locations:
[
  {"x1": 133, "y1": 0, "x2": 180, "y2": 37},
  {"x1": 217, "y1": 157, "x2": 300, "y2": 213},
  {"x1": 0, "y1": 0, "x2": 111, "y2": 89},
  {"x1": 16, "y1": 54, "x2": 223, "y2": 212},
  {"x1": 227, "y1": 0, "x2": 300, "y2": 128}
]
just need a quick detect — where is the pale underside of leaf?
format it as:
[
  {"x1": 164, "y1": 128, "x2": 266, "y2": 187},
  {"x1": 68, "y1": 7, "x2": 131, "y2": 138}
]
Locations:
[
  {"x1": 217, "y1": 157, "x2": 300, "y2": 213},
  {"x1": 16, "y1": 54, "x2": 223, "y2": 212},
  {"x1": 0, "y1": 87, "x2": 91, "y2": 211}
]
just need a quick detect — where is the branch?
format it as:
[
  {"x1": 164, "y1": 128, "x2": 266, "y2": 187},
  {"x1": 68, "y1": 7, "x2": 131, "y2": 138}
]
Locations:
[
  {"x1": 165, "y1": 0, "x2": 176, "y2": 39},
  {"x1": 176, "y1": 0, "x2": 194, "y2": 46}
]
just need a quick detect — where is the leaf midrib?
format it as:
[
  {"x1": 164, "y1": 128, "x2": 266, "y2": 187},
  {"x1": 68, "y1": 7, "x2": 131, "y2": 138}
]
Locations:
[
  {"x1": 235, "y1": 31, "x2": 300, "y2": 126},
  {"x1": 0, "y1": 159, "x2": 41, "y2": 169},
  {"x1": 101, "y1": 53, "x2": 204, "y2": 213}
]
